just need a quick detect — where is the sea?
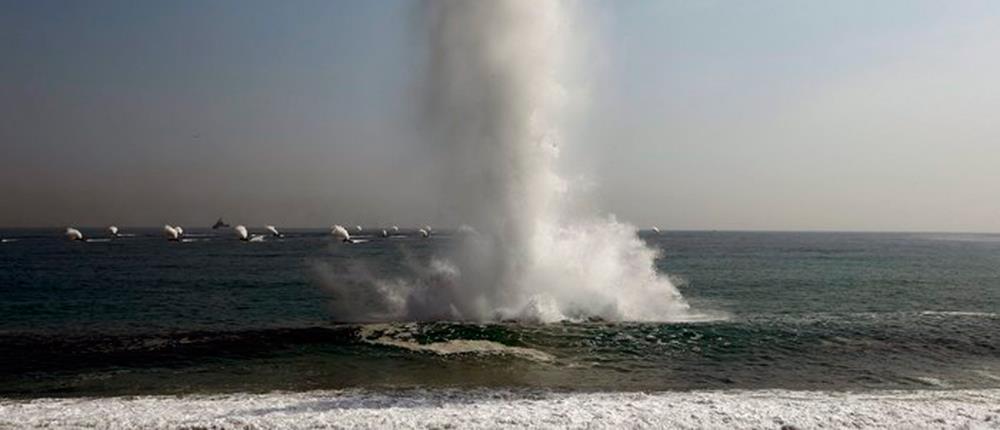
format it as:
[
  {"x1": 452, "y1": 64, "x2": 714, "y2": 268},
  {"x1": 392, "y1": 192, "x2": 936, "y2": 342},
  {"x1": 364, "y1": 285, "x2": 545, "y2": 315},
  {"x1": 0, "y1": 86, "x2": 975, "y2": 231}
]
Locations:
[{"x1": 1, "y1": 228, "x2": 999, "y2": 428}]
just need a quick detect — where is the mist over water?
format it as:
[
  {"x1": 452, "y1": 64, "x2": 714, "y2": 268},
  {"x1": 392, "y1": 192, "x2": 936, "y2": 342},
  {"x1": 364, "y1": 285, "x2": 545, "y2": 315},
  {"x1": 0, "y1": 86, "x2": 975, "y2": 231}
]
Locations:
[{"x1": 320, "y1": 1, "x2": 695, "y2": 322}]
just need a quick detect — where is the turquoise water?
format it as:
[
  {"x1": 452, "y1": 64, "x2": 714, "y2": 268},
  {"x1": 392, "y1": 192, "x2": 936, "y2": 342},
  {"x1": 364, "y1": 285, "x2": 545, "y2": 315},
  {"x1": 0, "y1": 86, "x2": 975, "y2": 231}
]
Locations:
[{"x1": 1, "y1": 229, "x2": 999, "y2": 397}]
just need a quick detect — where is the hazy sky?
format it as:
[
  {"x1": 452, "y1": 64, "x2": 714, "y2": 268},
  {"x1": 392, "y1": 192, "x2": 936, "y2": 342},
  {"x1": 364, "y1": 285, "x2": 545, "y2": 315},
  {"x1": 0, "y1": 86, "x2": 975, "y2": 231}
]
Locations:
[{"x1": 2, "y1": 0, "x2": 999, "y2": 231}]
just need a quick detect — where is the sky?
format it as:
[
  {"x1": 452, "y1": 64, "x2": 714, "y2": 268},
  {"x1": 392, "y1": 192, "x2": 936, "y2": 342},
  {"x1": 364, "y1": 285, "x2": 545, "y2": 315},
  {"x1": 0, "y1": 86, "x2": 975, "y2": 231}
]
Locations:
[{"x1": 2, "y1": 0, "x2": 999, "y2": 231}]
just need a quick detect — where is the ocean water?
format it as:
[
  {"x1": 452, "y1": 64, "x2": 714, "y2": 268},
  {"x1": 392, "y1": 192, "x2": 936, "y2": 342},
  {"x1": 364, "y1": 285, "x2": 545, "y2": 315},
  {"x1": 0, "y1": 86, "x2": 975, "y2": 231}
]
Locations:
[{"x1": 1, "y1": 229, "x2": 999, "y2": 400}]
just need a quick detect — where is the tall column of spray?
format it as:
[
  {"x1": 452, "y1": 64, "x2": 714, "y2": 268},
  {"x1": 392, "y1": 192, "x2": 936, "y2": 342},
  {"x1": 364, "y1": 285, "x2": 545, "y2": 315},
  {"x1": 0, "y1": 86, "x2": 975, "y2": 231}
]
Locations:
[
  {"x1": 421, "y1": 1, "x2": 570, "y2": 320},
  {"x1": 319, "y1": 0, "x2": 696, "y2": 322}
]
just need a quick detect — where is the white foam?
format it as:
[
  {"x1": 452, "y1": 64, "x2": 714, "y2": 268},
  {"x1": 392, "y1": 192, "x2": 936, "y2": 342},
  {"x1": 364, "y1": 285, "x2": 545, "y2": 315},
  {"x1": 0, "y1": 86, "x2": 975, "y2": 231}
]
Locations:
[
  {"x1": 3, "y1": 389, "x2": 999, "y2": 429},
  {"x1": 912, "y1": 376, "x2": 950, "y2": 388},
  {"x1": 921, "y1": 311, "x2": 998, "y2": 318},
  {"x1": 369, "y1": 338, "x2": 554, "y2": 362},
  {"x1": 358, "y1": 324, "x2": 554, "y2": 362}
]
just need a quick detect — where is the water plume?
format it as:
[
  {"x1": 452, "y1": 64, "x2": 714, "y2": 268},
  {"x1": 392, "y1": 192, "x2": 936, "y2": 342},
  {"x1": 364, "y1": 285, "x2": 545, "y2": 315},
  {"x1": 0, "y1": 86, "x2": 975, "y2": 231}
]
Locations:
[
  {"x1": 234, "y1": 225, "x2": 250, "y2": 241},
  {"x1": 331, "y1": 225, "x2": 352, "y2": 243},
  {"x1": 319, "y1": 0, "x2": 698, "y2": 323},
  {"x1": 108, "y1": 225, "x2": 119, "y2": 238},
  {"x1": 163, "y1": 225, "x2": 181, "y2": 241},
  {"x1": 65, "y1": 227, "x2": 84, "y2": 241},
  {"x1": 266, "y1": 225, "x2": 284, "y2": 238},
  {"x1": 235, "y1": 225, "x2": 265, "y2": 242}
]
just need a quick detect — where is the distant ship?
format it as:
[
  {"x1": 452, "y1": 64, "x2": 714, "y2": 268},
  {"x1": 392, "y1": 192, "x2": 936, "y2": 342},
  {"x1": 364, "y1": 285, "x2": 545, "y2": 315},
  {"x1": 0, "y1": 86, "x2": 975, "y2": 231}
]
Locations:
[{"x1": 212, "y1": 218, "x2": 230, "y2": 229}]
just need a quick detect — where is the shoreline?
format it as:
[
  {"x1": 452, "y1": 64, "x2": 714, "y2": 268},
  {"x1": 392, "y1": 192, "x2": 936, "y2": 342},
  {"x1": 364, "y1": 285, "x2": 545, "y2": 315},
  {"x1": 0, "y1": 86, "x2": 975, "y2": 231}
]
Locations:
[{"x1": 3, "y1": 388, "x2": 999, "y2": 429}]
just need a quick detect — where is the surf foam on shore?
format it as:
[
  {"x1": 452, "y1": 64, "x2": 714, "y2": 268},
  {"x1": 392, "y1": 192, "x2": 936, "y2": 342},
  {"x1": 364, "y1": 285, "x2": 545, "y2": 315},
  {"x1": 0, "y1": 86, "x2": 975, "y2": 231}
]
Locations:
[{"x1": 3, "y1": 389, "x2": 999, "y2": 429}]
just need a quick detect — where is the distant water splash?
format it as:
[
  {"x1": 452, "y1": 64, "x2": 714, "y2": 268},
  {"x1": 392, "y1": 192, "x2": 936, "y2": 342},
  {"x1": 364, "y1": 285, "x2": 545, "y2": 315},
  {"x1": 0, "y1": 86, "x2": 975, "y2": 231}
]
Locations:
[
  {"x1": 318, "y1": 0, "x2": 699, "y2": 323},
  {"x1": 163, "y1": 225, "x2": 180, "y2": 241},
  {"x1": 65, "y1": 228, "x2": 84, "y2": 241},
  {"x1": 234, "y1": 225, "x2": 250, "y2": 241},
  {"x1": 266, "y1": 225, "x2": 284, "y2": 238}
]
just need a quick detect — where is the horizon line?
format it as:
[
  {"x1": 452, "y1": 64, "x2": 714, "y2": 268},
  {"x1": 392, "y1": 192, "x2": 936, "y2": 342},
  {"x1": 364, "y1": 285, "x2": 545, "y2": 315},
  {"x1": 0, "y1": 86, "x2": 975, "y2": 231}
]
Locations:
[{"x1": 1, "y1": 226, "x2": 998, "y2": 235}]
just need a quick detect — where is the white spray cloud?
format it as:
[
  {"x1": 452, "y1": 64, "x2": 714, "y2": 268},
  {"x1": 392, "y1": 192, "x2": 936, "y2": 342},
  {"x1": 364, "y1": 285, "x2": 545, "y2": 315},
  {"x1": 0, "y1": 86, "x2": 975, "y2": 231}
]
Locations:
[
  {"x1": 319, "y1": 0, "x2": 698, "y2": 323},
  {"x1": 65, "y1": 227, "x2": 84, "y2": 241},
  {"x1": 163, "y1": 225, "x2": 180, "y2": 240},
  {"x1": 234, "y1": 225, "x2": 249, "y2": 241},
  {"x1": 266, "y1": 225, "x2": 283, "y2": 238},
  {"x1": 331, "y1": 225, "x2": 352, "y2": 242}
]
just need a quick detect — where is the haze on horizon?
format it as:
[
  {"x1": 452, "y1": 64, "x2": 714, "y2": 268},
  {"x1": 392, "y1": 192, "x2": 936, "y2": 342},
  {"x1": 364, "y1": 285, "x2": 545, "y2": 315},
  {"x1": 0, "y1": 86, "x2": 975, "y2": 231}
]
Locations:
[{"x1": 2, "y1": 0, "x2": 998, "y2": 232}]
